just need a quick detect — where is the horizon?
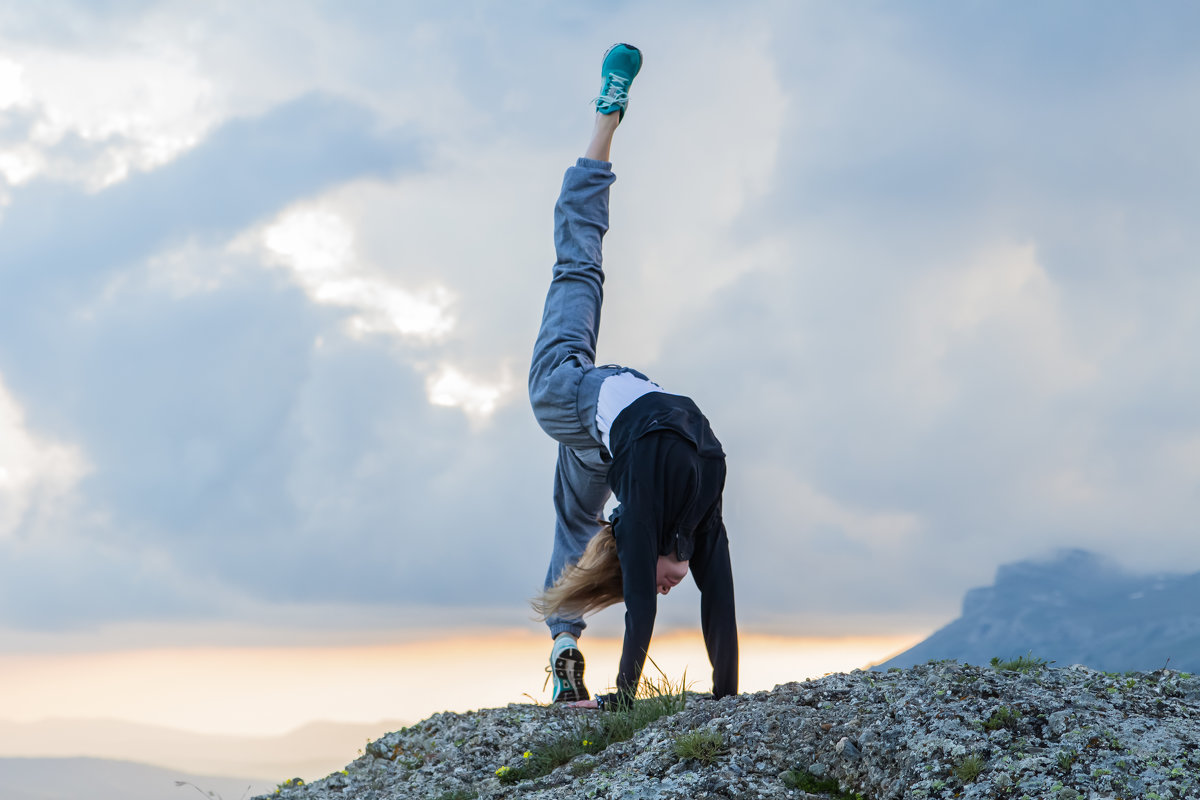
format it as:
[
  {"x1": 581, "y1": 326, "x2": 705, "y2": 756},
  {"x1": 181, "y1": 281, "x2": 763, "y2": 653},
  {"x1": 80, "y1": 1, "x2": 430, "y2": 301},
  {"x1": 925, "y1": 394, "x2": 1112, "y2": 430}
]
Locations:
[
  {"x1": 0, "y1": 629, "x2": 926, "y2": 738},
  {"x1": 0, "y1": 627, "x2": 925, "y2": 780}
]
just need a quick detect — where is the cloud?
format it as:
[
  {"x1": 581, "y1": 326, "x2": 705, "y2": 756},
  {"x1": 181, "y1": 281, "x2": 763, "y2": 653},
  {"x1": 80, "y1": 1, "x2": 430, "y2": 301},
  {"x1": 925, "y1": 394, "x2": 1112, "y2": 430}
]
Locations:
[
  {"x1": 631, "y1": 1, "x2": 1200, "y2": 624},
  {"x1": 0, "y1": 374, "x2": 89, "y2": 540},
  {"x1": 0, "y1": 91, "x2": 419, "y2": 280},
  {"x1": 0, "y1": 89, "x2": 440, "y2": 626},
  {"x1": 425, "y1": 364, "x2": 512, "y2": 424},
  {"x1": 0, "y1": 42, "x2": 218, "y2": 189},
  {"x1": 1, "y1": 1, "x2": 1199, "y2": 639},
  {"x1": 0, "y1": 90, "x2": 423, "y2": 406},
  {"x1": 255, "y1": 205, "x2": 457, "y2": 341}
]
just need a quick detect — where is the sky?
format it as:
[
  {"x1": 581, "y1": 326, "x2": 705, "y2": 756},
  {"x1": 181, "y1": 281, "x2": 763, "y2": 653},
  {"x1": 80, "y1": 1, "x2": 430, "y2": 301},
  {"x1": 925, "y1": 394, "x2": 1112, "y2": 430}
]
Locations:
[{"x1": 1, "y1": 0, "x2": 1200, "y2": 741}]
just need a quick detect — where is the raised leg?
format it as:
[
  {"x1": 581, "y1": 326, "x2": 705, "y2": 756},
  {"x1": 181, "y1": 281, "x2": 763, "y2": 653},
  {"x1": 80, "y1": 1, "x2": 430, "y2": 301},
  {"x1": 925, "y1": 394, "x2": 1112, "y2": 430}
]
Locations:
[{"x1": 584, "y1": 111, "x2": 621, "y2": 162}]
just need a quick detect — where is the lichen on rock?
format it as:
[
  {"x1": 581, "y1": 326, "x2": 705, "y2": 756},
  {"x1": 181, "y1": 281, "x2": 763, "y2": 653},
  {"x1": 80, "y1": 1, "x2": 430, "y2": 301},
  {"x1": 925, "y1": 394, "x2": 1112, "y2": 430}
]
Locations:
[{"x1": 257, "y1": 661, "x2": 1200, "y2": 799}]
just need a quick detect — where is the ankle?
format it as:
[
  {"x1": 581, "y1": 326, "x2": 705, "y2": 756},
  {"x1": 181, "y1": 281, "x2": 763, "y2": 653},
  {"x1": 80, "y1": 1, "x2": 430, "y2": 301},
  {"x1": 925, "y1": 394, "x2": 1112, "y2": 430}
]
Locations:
[{"x1": 594, "y1": 111, "x2": 620, "y2": 129}]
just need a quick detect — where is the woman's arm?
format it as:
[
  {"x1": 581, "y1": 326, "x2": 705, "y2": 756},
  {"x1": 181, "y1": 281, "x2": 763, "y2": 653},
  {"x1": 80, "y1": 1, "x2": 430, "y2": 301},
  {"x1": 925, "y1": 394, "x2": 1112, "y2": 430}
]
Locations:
[
  {"x1": 610, "y1": 503, "x2": 660, "y2": 702},
  {"x1": 691, "y1": 510, "x2": 738, "y2": 698}
]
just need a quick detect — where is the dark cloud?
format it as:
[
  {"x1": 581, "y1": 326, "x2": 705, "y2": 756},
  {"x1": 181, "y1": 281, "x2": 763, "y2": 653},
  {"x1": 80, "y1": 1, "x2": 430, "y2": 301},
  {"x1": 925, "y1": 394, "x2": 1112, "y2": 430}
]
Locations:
[
  {"x1": 0, "y1": 92, "x2": 422, "y2": 425},
  {"x1": 1, "y1": 92, "x2": 420, "y2": 291},
  {"x1": 0, "y1": 92, "x2": 441, "y2": 627}
]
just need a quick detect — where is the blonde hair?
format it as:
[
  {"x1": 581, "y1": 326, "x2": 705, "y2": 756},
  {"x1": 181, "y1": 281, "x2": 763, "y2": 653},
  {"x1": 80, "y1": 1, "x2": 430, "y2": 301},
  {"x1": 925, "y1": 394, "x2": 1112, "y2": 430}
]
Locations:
[{"x1": 532, "y1": 523, "x2": 623, "y2": 620}]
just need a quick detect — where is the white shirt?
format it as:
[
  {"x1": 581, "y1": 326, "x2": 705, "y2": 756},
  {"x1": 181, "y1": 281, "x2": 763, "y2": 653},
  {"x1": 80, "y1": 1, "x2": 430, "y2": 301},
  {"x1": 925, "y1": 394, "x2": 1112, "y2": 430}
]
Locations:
[{"x1": 596, "y1": 371, "x2": 666, "y2": 452}]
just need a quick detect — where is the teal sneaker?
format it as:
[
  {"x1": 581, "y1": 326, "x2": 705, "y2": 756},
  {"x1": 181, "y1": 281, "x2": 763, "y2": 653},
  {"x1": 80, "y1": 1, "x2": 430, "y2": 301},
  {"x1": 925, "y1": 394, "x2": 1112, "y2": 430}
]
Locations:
[
  {"x1": 547, "y1": 634, "x2": 589, "y2": 702},
  {"x1": 595, "y1": 43, "x2": 642, "y2": 119}
]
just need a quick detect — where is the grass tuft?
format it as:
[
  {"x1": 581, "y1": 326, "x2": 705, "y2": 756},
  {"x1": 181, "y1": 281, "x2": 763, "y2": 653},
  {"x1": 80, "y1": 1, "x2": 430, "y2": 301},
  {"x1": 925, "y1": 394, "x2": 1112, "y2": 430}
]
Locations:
[
  {"x1": 672, "y1": 729, "x2": 726, "y2": 764},
  {"x1": 990, "y1": 652, "x2": 1050, "y2": 672},
  {"x1": 983, "y1": 705, "x2": 1022, "y2": 731},
  {"x1": 780, "y1": 769, "x2": 865, "y2": 799},
  {"x1": 954, "y1": 754, "x2": 986, "y2": 783},
  {"x1": 568, "y1": 759, "x2": 596, "y2": 777},
  {"x1": 496, "y1": 669, "x2": 688, "y2": 785}
]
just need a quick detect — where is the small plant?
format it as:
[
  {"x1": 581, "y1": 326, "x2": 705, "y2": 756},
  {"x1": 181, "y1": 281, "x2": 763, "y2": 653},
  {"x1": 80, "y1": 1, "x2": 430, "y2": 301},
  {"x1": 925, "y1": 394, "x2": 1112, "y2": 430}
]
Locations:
[
  {"x1": 492, "y1": 667, "x2": 689, "y2": 785},
  {"x1": 569, "y1": 759, "x2": 596, "y2": 777},
  {"x1": 954, "y1": 754, "x2": 985, "y2": 783},
  {"x1": 1057, "y1": 750, "x2": 1078, "y2": 771},
  {"x1": 984, "y1": 705, "x2": 1022, "y2": 732},
  {"x1": 990, "y1": 653, "x2": 1050, "y2": 672},
  {"x1": 672, "y1": 729, "x2": 726, "y2": 764},
  {"x1": 780, "y1": 769, "x2": 865, "y2": 799},
  {"x1": 434, "y1": 791, "x2": 478, "y2": 800}
]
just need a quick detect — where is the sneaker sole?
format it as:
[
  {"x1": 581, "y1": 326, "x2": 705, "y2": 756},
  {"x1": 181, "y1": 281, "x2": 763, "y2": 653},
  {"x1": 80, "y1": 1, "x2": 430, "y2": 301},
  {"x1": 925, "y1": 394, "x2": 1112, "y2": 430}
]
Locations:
[
  {"x1": 553, "y1": 647, "x2": 590, "y2": 703},
  {"x1": 602, "y1": 42, "x2": 642, "y2": 66}
]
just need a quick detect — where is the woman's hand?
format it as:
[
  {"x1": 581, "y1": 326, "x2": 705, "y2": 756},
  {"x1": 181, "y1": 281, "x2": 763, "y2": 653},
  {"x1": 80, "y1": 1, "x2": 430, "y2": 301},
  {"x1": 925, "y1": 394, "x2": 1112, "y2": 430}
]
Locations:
[{"x1": 566, "y1": 699, "x2": 599, "y2": 709}]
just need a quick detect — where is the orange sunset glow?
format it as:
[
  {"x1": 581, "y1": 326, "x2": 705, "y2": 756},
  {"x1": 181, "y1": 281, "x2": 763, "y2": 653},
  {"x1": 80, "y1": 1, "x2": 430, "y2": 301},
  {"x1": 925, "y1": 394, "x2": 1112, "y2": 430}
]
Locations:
[{"x1": 0, "y1": 630, "x2": 925, "y2": 737}]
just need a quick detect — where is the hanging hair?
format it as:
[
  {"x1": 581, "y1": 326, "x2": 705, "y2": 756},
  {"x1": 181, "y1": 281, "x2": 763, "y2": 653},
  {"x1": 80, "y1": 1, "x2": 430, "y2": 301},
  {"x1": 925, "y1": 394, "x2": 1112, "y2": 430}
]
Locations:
[{"x1": 532, "y1": 523, "x2": 623, "y2": 620}]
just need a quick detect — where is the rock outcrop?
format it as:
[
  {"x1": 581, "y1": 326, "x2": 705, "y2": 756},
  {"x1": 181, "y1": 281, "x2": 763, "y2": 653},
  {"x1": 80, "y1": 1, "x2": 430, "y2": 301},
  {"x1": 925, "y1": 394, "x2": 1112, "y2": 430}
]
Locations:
[{"x1": 259, "y1": 660, "x2": 1200, "y2": 799}]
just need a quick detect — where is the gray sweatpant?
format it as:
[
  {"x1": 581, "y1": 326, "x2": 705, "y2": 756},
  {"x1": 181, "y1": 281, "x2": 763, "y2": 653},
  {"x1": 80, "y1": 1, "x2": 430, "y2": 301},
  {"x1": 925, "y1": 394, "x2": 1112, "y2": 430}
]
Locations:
[{"x1": 528, "y1": 158, "x2": 650, "y2": 639}]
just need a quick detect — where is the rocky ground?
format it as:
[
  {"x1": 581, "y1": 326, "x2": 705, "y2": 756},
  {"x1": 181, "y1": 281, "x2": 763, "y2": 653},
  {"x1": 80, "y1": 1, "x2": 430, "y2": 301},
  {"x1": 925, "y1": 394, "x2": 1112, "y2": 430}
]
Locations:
[{"x1": 257, "y1": 661, "x2": 1200, "y2": 799}]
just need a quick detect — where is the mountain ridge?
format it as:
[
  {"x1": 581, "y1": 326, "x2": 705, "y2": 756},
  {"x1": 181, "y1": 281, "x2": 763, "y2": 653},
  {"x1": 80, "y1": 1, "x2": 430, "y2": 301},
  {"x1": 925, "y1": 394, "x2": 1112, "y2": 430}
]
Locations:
[{"x1": 877, "y1": 548, "x2": 1200, "y2": 672}]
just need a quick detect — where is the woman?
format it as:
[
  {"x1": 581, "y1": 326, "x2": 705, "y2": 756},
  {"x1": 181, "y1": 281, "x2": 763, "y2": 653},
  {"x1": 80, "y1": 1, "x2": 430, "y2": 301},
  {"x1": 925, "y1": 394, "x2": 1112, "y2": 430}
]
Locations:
[{"x1": 529, "y1": 43, "x2": 738, "y2": 710}]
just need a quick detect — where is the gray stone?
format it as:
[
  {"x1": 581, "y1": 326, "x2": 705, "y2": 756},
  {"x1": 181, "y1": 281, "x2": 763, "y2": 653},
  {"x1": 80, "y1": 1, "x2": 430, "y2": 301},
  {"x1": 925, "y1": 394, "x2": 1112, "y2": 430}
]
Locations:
[
  {"x1": 254, "y1": 663, "x2": 1200, "y2": 800},
  {"x1": 1048, "y1": 709, "x2": 1072, "y2": 736},
  {"x1": 835, "y1": 737, "x2": 860, "y2": 760}
]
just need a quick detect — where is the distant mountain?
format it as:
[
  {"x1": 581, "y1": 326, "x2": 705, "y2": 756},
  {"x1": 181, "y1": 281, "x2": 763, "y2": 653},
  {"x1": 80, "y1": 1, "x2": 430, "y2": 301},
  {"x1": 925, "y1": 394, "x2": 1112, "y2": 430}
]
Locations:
[
  {"x1": 0, "y1": 717, "x2": 407, "y2": 782},
  {"x1": 875, "y1": 548, "x2": 1200, "y2": 672},
  {"x1": 0, "y1": 757, "x2": 270, "y2": 800}
]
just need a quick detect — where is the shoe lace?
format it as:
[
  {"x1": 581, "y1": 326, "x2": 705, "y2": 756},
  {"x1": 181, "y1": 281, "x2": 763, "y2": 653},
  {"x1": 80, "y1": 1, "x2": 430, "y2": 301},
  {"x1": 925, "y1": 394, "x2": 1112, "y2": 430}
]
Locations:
[
  {"x1": 594, "y1": 74, "x2": 630, "y2": 109},
  {"x1": 543, "y1": 664, "x2": 554, "y2": 693}
]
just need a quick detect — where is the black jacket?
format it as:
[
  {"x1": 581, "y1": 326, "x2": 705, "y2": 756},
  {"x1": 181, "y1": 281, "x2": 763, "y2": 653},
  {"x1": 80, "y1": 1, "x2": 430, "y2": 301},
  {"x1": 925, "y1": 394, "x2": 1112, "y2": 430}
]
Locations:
[{"x1": 603, "y1": 391, "x2": 738, "y2": 703}]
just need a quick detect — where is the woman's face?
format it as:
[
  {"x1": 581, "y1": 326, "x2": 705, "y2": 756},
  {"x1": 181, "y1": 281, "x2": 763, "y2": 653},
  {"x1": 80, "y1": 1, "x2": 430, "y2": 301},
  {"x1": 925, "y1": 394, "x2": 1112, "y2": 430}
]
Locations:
[{"x1": 656, "y1": 555, "x2": 690, "y2": 595}]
